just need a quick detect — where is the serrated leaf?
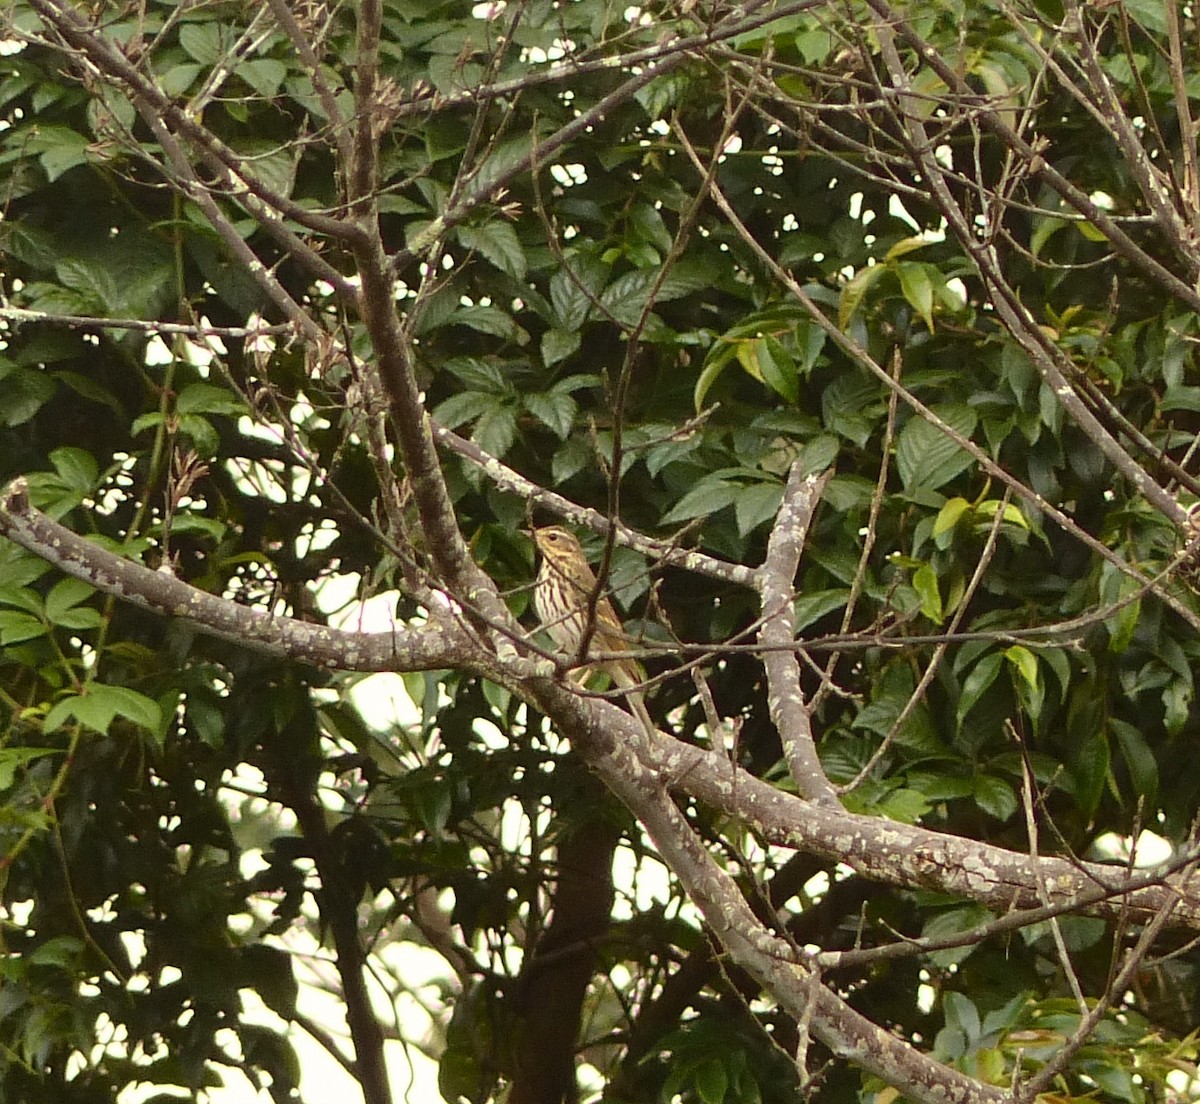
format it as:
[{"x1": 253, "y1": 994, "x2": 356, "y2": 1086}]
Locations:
[
  {"x1": 238, "y1": 58, "x2": 288, "y2": 99},
  {"x1": 44, "y1": 578, "x2": 96, "y2": 623},
  {"x1": 597, "y1": 265, "x2": 707, "y2": 325},
  {"x1": 550, "y1": 254, "x2": 607, "y2": 331},
  {"x1": 32, "y1": 126, "x2": 90, "y2": 181},
  {"x1": 0, "y1": 367, "x2": 55, "y2": 426},
  {"x1": 462, "y1": 135, "x2": 535, "y2": 204},
  {"x1": 48, "y1": 684, "x2": 163, "y2": 735},
  {"x1": 524, "y1": 391, "x2": 576, "y2": 439},
  {"x1": 973, "y1": 775, "x2": 1017, "y2": 821},
  {"x1": 541, "y1": 328, "x2": 580, "y2": 367},
  {"x1": 799, "y1": 434, "x2": 838, "y2": 476},
  {"x1": 471, "y1": 405, "x2": 517, "y2": 459},
  {"x1": 634, "y1": 70, "x2": 692, "y2": 119},
  {"x1": 161, "y1": 62, "x2": 203, "y2": 97},
  {"x1": 0, "y1": 747, "x2": 60, "y2": 790},
  {"x1": 552, "y1": 437, "x2": 589, "y2": 484},
  {"x1": 179, "y1": 22, "x2": 226, "y2": 66},
  {"x1": 433, "y1": 391, "x2": 500, "y2": 430},
  {"x1": 922, "y1": 904, "x2": 992, "y2": 967},
  {"x1": 895, "y1": 405, "x2": 978, "y2": 492},
  {"x1": 0, "y1": 607, "x2": 43, "y2": 646},
  {"x1": 446, "y1": 304, "x2": 522, "y2": 340},
  {"x1": 457, "y1": 221, "x2": 527, "y2": 280},
  {"x1": 49, "y1": 447, "x2": 98, "y2": 492}
]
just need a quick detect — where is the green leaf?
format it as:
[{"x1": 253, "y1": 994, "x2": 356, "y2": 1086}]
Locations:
[
  {"x1": 957, "y1": 651, "x2": 1003, "y2": 730},
  {"x1": 176, "y1": 382, "x2": 245, "y2": 417},
  {"x1": 0, "y1": 610, "x2": 45, "y2": 645},
  {"x1": 445, "y1": 304, "x2": 522, "y2": 340},
  {"x1": 661, "y1": 477, "x2": 741, "y2": 524},
  {"x1": 884, "y1": 236, "x2": 933, "y2": 262},
  {"x1": 524, "y1": 391, "x2": 577, "y2": 439},
  {"x1": 792, "y1": 588, "x2": 850, "y2": 630},
  {"x1": 0, "y1": 747, "x2": 60, "y2": 790},
  {"x1": 633, "y1": 70, "x2": 692, "y2": 119},
  {"x1": 973, "y1": 775, "x2": 1017, "y2": 821},
  {"x1": 433, "y1": 391, "x2": 500, "y2": 430},
  {"x1": 28, "y1": 936, "x2": 82, "y2": 968},
  {"x1": 933, "y1": 496, "x2": 972, "y2": 540},
  {"x1": 799, "y1": 434, "x2": 839, "y2": 476},
  {"x1": 895, "y1": 405, "x2": 978, "y2": 493},
  {"x1": 552, "y1": 438, "x2": 589, "y2": 484},
  {"x1": 238, "y1": 59, "x2": 288, "y2": 99},
  {"x1": 160, "y1": 62, "x2": 203, "y2": 97},
  {"x1": 1102, "y1": 571, "x2": 1140, "y2": 654},
  {"x1": 693, "y1": 348, "x2": 735, "y2": 412},
  {"x1": 838, "y1": 264, "x2": 886, "y2": 329},
  {"x1": 462, "y1": 135, "x2": 537, "y2": 204},
  {"x1": 549, "y1": 254, "x2": 607, "y2": 331},
  {"x1": 541, "y1": 328, "x2": 581, "y2": 367},
  {"x1": 1110, "y1": 718, "x2": 1158, "y2": 806},
  {"x1": 1004, "y1": 645, "x2": 1039, "y2": 692},
  {"x1": 1070, "y1": 730, "x2": 1109, "y2": 819},
  {"x1": 750, "y1": 335, "x2": 799, "y2": 403},
  {"x1": 896, "y1": 261, "x2": 936, "y2": 331},
  {"x1": 630, "y1": 203, "x2": 673, "y2": 254},
  {"x1": 49, "y1": 447, "x2": 99, "y2": 493},
  {"x1": 922, "y1": 904, "x2": 992, "y2": 967},
  {"x1": 693, "y1": 1058, "x2": 728, "y2": 1104},
  {"x1": 734, "y1": 482, "x2": 784, "y2": 536},
  {"x1": 46, "y1": 684, "x2": 162, "y2": 735},
  {"x1": 44, "y1": 578, "x2": 100, "y2": 630},
  {"x1": 31, "y1": 126, "x2": 91, "y2": 181},
  {"x1": 912, "y1": 564, "x2": 943, "y2": 623},
  {"x1": 471, "y1": 405, "x2": 517, "y2": 459},
  {"x1": 457, "y1": 221, "x2": 527, "y2": 280},
  {"x1": 179, "y1": 22, "x2": 227, "y2": 65},
  {"x1": 0, "y1": 367, "x2": 56, "y2": 426},
  {"x1": 597, "y1": 265, "x2": 708, "y2": 325}
]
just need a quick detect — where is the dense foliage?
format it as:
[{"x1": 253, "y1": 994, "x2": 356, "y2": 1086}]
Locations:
[{"x1": 2, "y1": 0, "x2": 1200, "y2": 1102}]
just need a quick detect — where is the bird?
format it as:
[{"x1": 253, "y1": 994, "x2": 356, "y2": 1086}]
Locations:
[{"x1": 530, "y1": 525, "x2": 655, "y2": 736}]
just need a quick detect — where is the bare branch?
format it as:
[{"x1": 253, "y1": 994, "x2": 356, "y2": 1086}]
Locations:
[
  {"x1": 0, "y1": 479, "x2": 471, "y2": 673},
  {"x1": 758, "y1": 464, "x2": 836, "y2": 803}
]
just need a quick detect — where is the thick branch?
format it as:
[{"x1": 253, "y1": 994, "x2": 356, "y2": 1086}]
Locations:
[
  {"x1": 757, "y1": 464, "x2": 836, "y2": 803},
  {"x1": 510, "y1": 800, "x2": 619, "y2": 1104},
  {"x1": 0, "y1": 480, "x2": 471, "y2": 673},
  {"x1": 540, "y1": 687, "x2": 1006, "y2": 1104},
  {"x1": 645, "y1": 731, "x2": 1200, "y2": 930}
]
